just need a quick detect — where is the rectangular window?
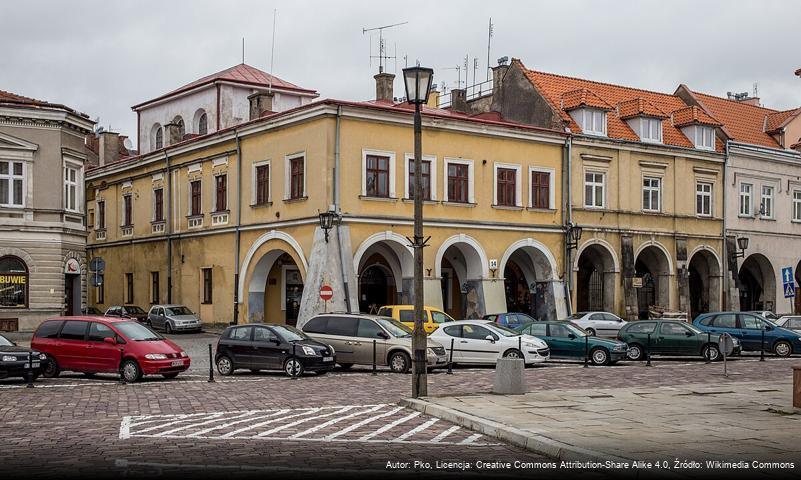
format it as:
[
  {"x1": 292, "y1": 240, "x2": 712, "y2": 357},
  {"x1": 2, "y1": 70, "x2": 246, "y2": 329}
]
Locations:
[
  {"x1": 215, "y1": 175, "x2": 227, "y2": 212},
  {"x1": 739, "y1": 183, "x2": 752, "y2": 216},
  {"x1": 640, "y1": 118, "x2": 663, "y2": 143},
  {"x1": 696, "y1": 126, "x2": 715, "y2": 150},
  {"x1": 125, "y1": 273, "x2": 134, "y2": 304},
  {"x1": 531, "y1": 171, "x2": 550, "y2": 209},
  {"x1": 696, "y1": 182, "x2": 712, "y2": 216},
  {"x1": 151, "y1": 271, "x2": 159, "y2": 304},
  {"x1": 584, "y1": 172, "x2": 605, "y2": 208},
  {"x1": 122, "y1": 194, "x2": 133, "y2": 226},
  {"x1": 0, "y1": 160, "x2": 24, "y2": 207},
  {"x1": 255, "y1": 165, "x2": 270, "y2": 205},
  {"x1": 408, "y1": 159, "x2": 431, "y2": 200},
  {"x1": 64, "y1": 165, "x2": 79, "y2": 212},
  {"x1": 761, "y1": 185, "x2": 774, "y2": 218},
  {"x1": 289, "y1": 157, "x2": 304, "y2": 200},
  {"x1": 794, "y1": 190, "x2": 801, "y2": 222},
  {"x1": 496, "y1": 167, "x2": 517, "y2": 206},
  {"x1": 153, "y1": 188, "x2": 164, "y2": 222},
  {"x1": 573, "y1": 109, "x2": 606, "y2": 136},
  {"x1": 447, "y1": 163, "x2": 469, "y2": 203},
  {"x1": 97, "y1": 200, "x2": 106, "y2": 229},
  {"x1": 642, "y1": 177, "x2": 661, "y2": 212},
  {"x1": 202, "y1": 268, "x2": 213, "y2": 304},
  {"x1": 190, "y1": 180, "x2": 202, "y2": 216},
  {"x1": 365, "y1": 155, "x2": 390, "y2": 197}
]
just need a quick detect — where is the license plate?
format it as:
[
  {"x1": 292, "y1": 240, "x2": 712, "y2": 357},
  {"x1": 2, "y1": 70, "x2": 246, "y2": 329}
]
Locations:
[
  {"x1": 323, "y1": 356, "x2": 333, "y2": 362},
  {"x1": 32, "y1": 362, "x2": 40, "y2": 368},
  {"x1": 170, "y1": 360, "x2": 184, "y2": 366}
]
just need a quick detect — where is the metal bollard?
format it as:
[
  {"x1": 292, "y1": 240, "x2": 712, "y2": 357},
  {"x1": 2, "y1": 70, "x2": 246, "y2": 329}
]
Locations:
[
  {"x1": 207, "y1": 343, "x2": 215, "y2": 383},
  {"x1": 518, "y1": 336, "x2": 522, "y2": 354},
  {"x1": 760, "y1": 328, "x2": 765, "y2": 362},
  {"x1": 584, "y1": 334, "x2": 589, "y2": 368},
  {"x1": 372, "y1": 339, "x2": 377, "y2": 376},
  {"x1": 706, "y1": 332, "x2": 712, "y2": 363},
  {"x1": 646, "y1": 333, "x2": 652, "y2": 367},
  {"x1": 119, "y1": 348, "x2": 126, "y2": 384},
  {"x1": 291, "y1": 342, "x2": 298, "y2": 380},
  {"x1": 447, "y1": 338, "x2": 454, "y2": 375},
  {"x1": 26, "y1": 352, "x2": 34, "y2": 388}
]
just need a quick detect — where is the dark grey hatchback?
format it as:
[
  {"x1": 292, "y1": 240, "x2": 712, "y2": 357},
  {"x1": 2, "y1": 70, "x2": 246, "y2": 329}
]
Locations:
[{"x1": 215, "y1": 323, "x2": 336, "y2": 377}]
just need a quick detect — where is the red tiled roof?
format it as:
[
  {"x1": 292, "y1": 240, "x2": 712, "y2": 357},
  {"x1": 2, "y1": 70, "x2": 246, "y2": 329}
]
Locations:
[
  {"x1": 561, "y1": 88, "x2": 612, "y2": 111},
  {"x1": 765, "y1": 108, "x2": 800, "y2": 133},
  {"x1": 618, "y1": 97, "x2": 669, "y2": 120},
  {"x1": 132, "y1": 64, "x2": 318, "y2": 110},
  {"x1": 671, "y1": 106, "x2": 722, "y2": 128},
  {"x1": 519, "y1": 60, "x2": 700, "y2": 149},
  {"x1": 0, "y1": 89, "x2": 89, "y2": 118}
]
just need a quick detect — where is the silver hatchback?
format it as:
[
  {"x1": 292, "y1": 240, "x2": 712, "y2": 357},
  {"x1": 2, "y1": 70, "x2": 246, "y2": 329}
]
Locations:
[{"x1": 147, "y1": 304, "x2": 202, "y2": 333}]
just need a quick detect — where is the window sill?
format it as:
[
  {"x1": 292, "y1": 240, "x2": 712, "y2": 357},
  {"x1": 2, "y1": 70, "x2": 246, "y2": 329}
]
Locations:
[
  {"x1": 759, "y1": 217, "x2": 776, "y2": 222},
  {"x1": 695, "y1": 214, "x2": 713, "y2": 219},
  {"x1": 401, "y1": 198, "x2": 439, "y2": 205},
  {"x1": 583, "y1": 205, "x2": 606, "y2": 210},
  {"x1": 250, "y1": 201, "x2": 273, "y2": 208},
  {"x1": 212, "y1": 209, "x2": 230, "y2": 215},
  {"x1": 527, "y1": 207, "x2": 557, "y2": 213},
  {"x1": 491, "y1": 204, "x2": 523, "y2": 211},
  {"x1": 186, "y1": 214, "x2": 204, "y2": 219},
  {"x1": 150, "y1": 220, "x2": 166, "y2": 225},
  {"x1": 738, "y1": 214, "x2": 755, "y2": 219},
  {"x1": 283, "y1": 196, "x2": 308, "y2": 204},
  {"x1": 442, "y1": 201, "x2": 477, "y2": 208},
  {"x1": 358, "y1": 195, "x2": 399, "y2": 202},
  {"x1": 641, "y1": 209, "x2": 663, "y2": 215}
]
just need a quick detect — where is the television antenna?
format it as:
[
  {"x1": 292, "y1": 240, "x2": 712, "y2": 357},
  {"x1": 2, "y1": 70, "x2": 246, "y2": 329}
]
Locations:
[
  {"x1": 363, "y1": 21, "x2": 408, "y2": 73},
  {"x1": 486, "y1": 18, "x2": 494, "y2": 82},
  {"x1": 440, "y1": 65, "x2": 462, "y2": 89}
]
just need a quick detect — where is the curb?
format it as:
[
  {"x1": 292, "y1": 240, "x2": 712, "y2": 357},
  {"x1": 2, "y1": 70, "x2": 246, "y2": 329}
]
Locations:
[{"x1": 400, "y1": 397, "x2": 681, "y2": 479}]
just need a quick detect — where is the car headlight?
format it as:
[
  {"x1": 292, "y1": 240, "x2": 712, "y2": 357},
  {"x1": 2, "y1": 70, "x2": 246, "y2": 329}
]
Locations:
[
  {"x1": 2, "y1": 355, "x2": 17, "y2": 362},
  {"x1": 180, "y1": 351, "x2": 188, "y2": 358},
  {"x1": 522, "y1": 342, "x2": 538, "y2": 348},
  {"x1": 302, "y1": 346, "x2": 316, "y2": 356},
  {"x1": 145, "y1": 353, "x2": 168, "y2": 360},
  {"x1": 613, "y1": 344, "x2": 627, "y2": 351},
  {"x1": 328, "y1": 344, "x2": 335, "y2": 355},
  {"x1": 39, "y1": 353, "x2": 47, "y2": 360}
]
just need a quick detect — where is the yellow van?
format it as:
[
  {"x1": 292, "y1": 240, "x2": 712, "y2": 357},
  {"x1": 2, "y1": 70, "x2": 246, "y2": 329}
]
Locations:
[{"x1": 377, "y1": 305, "x2": 455, "y2": 334}]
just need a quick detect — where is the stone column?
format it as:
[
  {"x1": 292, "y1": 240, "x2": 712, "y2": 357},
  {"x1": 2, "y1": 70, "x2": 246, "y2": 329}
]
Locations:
[
  {"x1": 621, "y1": 235, "x2": 638, "y2": 320},
  {"x1": 725, "y1": 236, "x2": 741, "y2": 311},
  {"x1": 423, "y1": 277, "x2": 444, "y2": 310},
  {"x1": 676, "y1": 238, "x2": 689, "y2": 319}
]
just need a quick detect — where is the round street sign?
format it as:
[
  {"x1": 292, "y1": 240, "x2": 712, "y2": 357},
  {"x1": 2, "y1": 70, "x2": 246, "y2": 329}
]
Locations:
[
  {"x1": 319, "y1": 285, "x2": 333, "y2": 301},
  {"x1": 720, "y1": 333, "x2": 735, "y2": 356}
]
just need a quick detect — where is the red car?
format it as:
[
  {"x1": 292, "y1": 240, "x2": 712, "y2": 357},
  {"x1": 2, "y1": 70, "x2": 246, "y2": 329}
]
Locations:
[{"x1": 31, "y1": 316, "x2": 190, "y2": 382}]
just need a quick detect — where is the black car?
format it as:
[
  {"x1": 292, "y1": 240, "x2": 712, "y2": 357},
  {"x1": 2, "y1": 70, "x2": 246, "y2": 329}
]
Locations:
[
  {"x1": 215, "y1": 323, "x2": 336, "y2": 377},
  {"x1": 0, "y1": 334, "x2": 46, "y2": 381},
  {"x1": 105, "y1": 305, "x2": 148, "y2": 323},
  {"x1": 84, "y1": 306, "x2": 103, "y2": 315}
]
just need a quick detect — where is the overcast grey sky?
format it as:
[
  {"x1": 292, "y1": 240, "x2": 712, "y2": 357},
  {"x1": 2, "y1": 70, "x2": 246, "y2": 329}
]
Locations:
[{"x1": 2, "y1": 0, "x2": 799, "y2": 147}]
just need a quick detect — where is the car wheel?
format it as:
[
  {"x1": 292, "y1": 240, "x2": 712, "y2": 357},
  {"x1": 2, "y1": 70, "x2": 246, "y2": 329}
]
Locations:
[
  {"x1": 162, "y1": 372, "x2": 180, "y2": 379},
  {"x1": 338, "y1": 363, "x2": 353, "y2": 370},
  {"x1": 216, "y1": 356, "x2": 234, "y2": 376},
  {"x1": 165, "y1": 322, "x2": 173, "y2": 334},
  {"x1": 590, "y1": 347, "x2": 610, "y2": 366},
  {"x1": 773, "y1": 340, "x2": 792, "y2": 358},
  {"x1": 702, "y1": 344, "x2": 721, "y2": 362},
  {"x1": 626, "y1": 344, "x2": 644, "y2": 361},
  {"x1": 121, "y1": 359, "x2": 142, "y2": 383},
  {"x1": 503, "y1": 348, "x2": 524, "y2": 359},
  {"x1": 585, "y1": 328, "x2": 597, "y2": 337},
  {"x1": 284, "y1": 358, "x2": 304, "y2": 377},
  {"x1": 42, "y1": 355, "x2": 60, "y2": 378},
  {"x1": 389, "y1": 351, "x2": 411, "y2": 374}
]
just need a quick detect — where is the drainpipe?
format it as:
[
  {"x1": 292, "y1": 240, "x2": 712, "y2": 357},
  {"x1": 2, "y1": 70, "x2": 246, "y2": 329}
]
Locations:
[
  {"x1": 333, "y1": 106, "x2": 352, "y2": 312},
  {"x1": 721, "y1": 140, "x2": 729, "y2": 310},
  {"x1": 232, "y1": 130, "x2": 242, "y2": 325},
  {"x1": 563, "y1": 135, "x2": 573, "y2": 317},
  {"x1": 164, "y1": 151, "x2": 172, "y2": 304}
]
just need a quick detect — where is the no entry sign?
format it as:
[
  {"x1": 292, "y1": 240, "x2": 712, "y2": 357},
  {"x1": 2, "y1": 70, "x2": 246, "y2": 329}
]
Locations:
[{"x1": 319, "y1": 285, "x2": 333, "y2": 301}]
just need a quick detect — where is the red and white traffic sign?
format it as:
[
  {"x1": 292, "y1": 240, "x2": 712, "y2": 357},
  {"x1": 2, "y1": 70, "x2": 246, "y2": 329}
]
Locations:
[{"x1": 319, "y1": 284, "x2": 333, "y2": 301}]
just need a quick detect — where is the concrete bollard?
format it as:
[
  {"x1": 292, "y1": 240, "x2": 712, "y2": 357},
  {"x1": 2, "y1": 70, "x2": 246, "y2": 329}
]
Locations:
[
  {"x1": 492, "y1": 357, "x2": 526, "y2": 395},
  {"x1": 794, "y1": 366, "x2": 801, "y2": 410}
]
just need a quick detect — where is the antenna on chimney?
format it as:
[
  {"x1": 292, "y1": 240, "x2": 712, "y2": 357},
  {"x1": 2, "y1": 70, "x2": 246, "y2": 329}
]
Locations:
[
  {"x1": 363, "y1": 21, "x2": 407, "y2": 73},
  {"x1": 753, "y1": 82, "x2": 758, "y2": 98},
  {"x1": 486, "y1": 18, "x2": 494, "y2": 82},
  {"x1": 242, "y1": 37, "x2": 245, "y2": 64},
  {"x1": 269, "y1": 9, "x2": 277, "y2": 92}
]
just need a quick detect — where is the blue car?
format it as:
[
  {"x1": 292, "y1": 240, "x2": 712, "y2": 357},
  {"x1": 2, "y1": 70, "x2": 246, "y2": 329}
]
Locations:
[
  {"x1": 692, "y1": 312, "x2": 801, "y2": 357},
  {"x1": 483, "y1": 312, "x2": 537, "y2": 330}
]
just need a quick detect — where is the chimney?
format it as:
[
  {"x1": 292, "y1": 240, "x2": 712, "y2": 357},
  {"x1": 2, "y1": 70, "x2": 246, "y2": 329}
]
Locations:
[
  {"x1": 374, "y1": 72, "x2": 395, "y2": 102},
  {"x1": 248, "y1": 92, "x2": 274, "y2": 120},
  {"x1": 98, "y1": 131, "x2": 119, "y2": 167},
  {"x1": 492, "y1": 61, "x2": 510, "y2": 96},
  {"x1": 426, "y1": 84, "x2": 440, "y2": 109},
  {"x1": 451, "y1": 88, "x2": 468, "y2": 113}
]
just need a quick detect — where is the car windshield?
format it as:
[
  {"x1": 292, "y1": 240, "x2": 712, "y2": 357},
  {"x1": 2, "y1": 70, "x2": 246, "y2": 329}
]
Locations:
[
  {"x1": 565, "y1": 323, "x2": 589, "y2": 336},
  {"x1": 376, "y1": 318, "x2": 412, "y2": 338},
  {"x1": 431, "y1": 311, "x2": 454, "y2": 324},
  {"x1": 273, "y1": 325, "x2": 309, "y2": 342},
  {"x1": 125, "y1": 306, "x2": 146, "y2": 314},
  {"x1": 487, "y1": 323, "x2": 521, "y2": 337},
  {"x1": 763, "y1": 312, "x2": 779, "y2": 320},
  {"x1": 685, "y1": 323, "x2": 703, "y2": 334},
  {"x1": 115, "y1": 322, "x2": 163, "y2": 341},
  {"x1": 0, "y1": 335, "x2": 13, "y2": 347},
  {"x1": 166, "y1": 306, "x2": 193, "y2": 316}
]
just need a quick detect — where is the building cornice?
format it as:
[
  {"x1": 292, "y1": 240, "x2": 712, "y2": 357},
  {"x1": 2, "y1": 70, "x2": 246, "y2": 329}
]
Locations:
[
  {"x1": 573, "y1": 135, "x2": 725, "y2": 163},
  {"x1": 0, "y1": 106, "x2": 94, "y2": 133}
]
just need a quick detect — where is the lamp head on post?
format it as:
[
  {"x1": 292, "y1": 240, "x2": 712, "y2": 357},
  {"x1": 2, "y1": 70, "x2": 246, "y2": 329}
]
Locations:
[
  {"x1": 734, "y1": 236, "x2": 749, "y2": 258},
  {"x1": 402, "y1": 66, "x2": 435, "y2": 105},
  {"x1": 318, "y1": 208, "x2": 339, "y2": 243},
  {"x1": 566, "y1": 222, "x2": 583, "y2": 251}
]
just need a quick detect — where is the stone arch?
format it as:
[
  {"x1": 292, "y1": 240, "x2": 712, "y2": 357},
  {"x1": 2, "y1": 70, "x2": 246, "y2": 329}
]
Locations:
[
  {"x1": 151, "y1": 123, "x2": 163, "y2": 150},
  {"x1": 434, "y1": 234, "x2": 489, "y2": 279},
  {"x1": 193, "y1": 109, "x2": 208, "y2": 135},
  {"x1": 0, "y1": 247, "x2": 36, "y2": 273},
  {"x1": 353, "y1": 231, "x2": 414, "y2": 276},
  {"x1": 238, "y1": 230, "x2": 307, "y2": 305},
  {"x1": 436, "y1": 234, "x2": 489, "y2": 319},
  {"x1": 499, "y1": 238, "x2": 559, "y2": 282},
  {"x1": 353, "y1": 231, "x2": 415, "y2": 308},
  {"x1": 739, "y1": 253, "x2": 776, "y2": 312},
  {"x1": 499, "y1": 238, "x2": 562, "y2": 320},
  {"x1": 575, "y1": 240, "x2": 618, "y2": 313},
  {"x1": 688, "y1": 246, "x2": 722, "y2": 318},
  {"x1": 634, "y1": 242, "x2": 673, "y2": 318},
  {"x1": 573, "y1": 238, "x2": 620, "y2": 273}
]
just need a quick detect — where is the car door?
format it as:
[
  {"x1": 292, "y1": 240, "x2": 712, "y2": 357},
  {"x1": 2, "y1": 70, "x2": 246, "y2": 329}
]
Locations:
[
  {"x1": 397, "y1": 309, "x2": 415, "y2": 331},
  {"x1": 323, "y1": 317, "x2": 359, "y2": 364},
  {"x1": 601, "y1": 313, "x2": 624, "y2": 337},
  {"x1": 56, "y1": 320, "x2": 90, "y2": 371},
  {"x1": 707, "y1": 313, "x2": 738, "y2": 338},
  {"x1": 354, "y1": 319, "x2": 388, "y2": 365},
  {"x1": 252, "y1": 326, "x2": 284, "y2": 370},
  {"x1": 547, "y1": 323, "x2": 581, "y2": 358},
  {"x1": 738, "y1": 314, "x2": 765, "y2": 351},
  {"x1": 459, "y1": 324, "x2": 499, "y2": 363},
  {"x1": 86, "y1": 322, "x2": 120, "y2": 373},
  {"x1": 440, "y1": 325, "x2": 463, "y2": 361},
  {"x1": 655, "y1": 322, "x2": 690, "y2": 355},
  {"x1": 226, "y1": 326, "x2": 254, "y2": 367}
]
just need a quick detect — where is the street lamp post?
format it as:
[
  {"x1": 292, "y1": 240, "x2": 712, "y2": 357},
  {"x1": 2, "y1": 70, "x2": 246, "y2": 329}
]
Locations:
[{"x1": 403, "y1": 66, "x2": 434, "y2": 399}]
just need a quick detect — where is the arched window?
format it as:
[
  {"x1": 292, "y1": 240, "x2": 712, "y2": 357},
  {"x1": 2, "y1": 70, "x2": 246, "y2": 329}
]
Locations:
[
  {"x1": 0, "y1": 256, "x2": 28, "y2": 308},
  {"x1": 197, "y1": 111, "x2": 208, "y2": 135},
  {"x1": 153, "y1": 124, "x2": 163, "y2": 149}
]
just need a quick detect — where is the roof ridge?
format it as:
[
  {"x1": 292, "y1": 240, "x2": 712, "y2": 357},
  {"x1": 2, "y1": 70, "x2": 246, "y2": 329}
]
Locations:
[
  {"x1": 691, "y1": 89, "x2": 779, "y2": 113},
  {"x1": 526, "y1": 68, "x2": 679, "y2": 99}
]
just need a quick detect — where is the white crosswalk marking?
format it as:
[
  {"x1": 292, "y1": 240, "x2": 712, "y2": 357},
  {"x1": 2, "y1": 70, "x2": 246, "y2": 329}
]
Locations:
[
  {"x1": 134, "y1": 413, "x2": 224, "y2": 434},
  {"x1": 358, "y1": 411, "x2": 420, "y2": 441},
  {"x1": 155, "y1": 411, "x2": 251, "y2": 437},
  {"x1": 324, "y1": 406, "x2": 404, "y2": 440},
  {"x1": 394, "y1": 417, "x2": 438, "y2": 441},
  {"x1": 254, "y1": 406, "x2": 352, "y2": 437},
  {"x1": 290, "y1": 405, "x2": 385, "y2": 439},
  {"x1": 220, "y1": 408, "x2": 320, "y2": 438},
  {"x1": 188, "y1": 410, "x2": 288, "y2": 438},
  {"x1": 431, "y1": 425, "x2": 460, "y2": 442},
  {"x1": 460, "y1": 433, "x2": 483, "y2": 444}
]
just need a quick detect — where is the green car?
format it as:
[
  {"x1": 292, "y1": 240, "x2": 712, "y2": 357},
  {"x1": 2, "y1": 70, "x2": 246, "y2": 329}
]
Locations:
[
  {"x1": 515, "y1": 321, "x2": 628, "y2": 365},
  {"x1": 617, "y1": 319, "x2": 742, "y2": 361}
]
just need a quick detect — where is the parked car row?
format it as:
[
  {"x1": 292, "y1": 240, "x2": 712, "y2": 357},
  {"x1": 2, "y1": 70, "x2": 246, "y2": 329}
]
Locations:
[{"x1": 101, "y1": 304, "x2": 202, "y2": 333}]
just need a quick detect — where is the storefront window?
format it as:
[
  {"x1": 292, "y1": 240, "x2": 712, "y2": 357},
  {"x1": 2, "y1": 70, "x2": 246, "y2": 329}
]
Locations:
[{"x1": 0, "y1": 256, "x2": 28, "y2": 308}]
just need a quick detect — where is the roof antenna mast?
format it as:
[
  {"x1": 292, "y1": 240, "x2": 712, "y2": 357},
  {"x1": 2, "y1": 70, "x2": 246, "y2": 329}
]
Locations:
[
  {"x1": 486, "y1": 18, "x2": 494, "y2": 82},
  {"x1": 242, "y1": 37, "x2": 245, "y2": 64},
  {"x1": 269, "y1": 9, "x2": 277, "y2": 92},
  {"x1": 362, "y1": 21, "x2": 408, "y2": 73}
]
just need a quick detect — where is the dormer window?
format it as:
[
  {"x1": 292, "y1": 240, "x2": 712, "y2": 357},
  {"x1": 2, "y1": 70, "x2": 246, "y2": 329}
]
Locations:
[
  {"x1": 570, "y1": 108, "x2": 607, "y2": 136},
  {"x1": 694, "y1": 126, "x2": 715, "y2": 150},
  {"x1": 629, "y1": 117, "x2": 663, "y2": 143}
]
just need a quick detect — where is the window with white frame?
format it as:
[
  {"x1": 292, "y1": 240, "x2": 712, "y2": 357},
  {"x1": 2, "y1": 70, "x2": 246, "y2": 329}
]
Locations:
[
  {"x1": 0, "y1": 160, "x2": 24, "y2": 207},
  {"x1": 64, "y1": 164, "x2": 80, "y2": 212},
  {"x1": 638, "y1": 117, "x2": 663, "y2": 143},
  {"x1": 493, "y1": 163, "x2": 522, "y2": 207},
  {"x1": 444, "y1": 158, "x2": 474, "y2": 203},
  {"x1": 793, "y1": 190, "x2": 801, "y2": 222},
  {"x1": 252, "y1": 161, "x2": 271, "y2": 205},
  {"x1": 696, "y1": 182, "x2": 712, "y2": 217},
  {"x1": 695, "y1": 126, "x2": 715, "y2": 150},
  {"x1": 284, "y1": 154, "x2": 306, "y2": 200},
  {"x1": 404, "y1": 154, "x2": 436, "y2": 201},
  {"x1": 760, "y1": 185, "x2": 774, "y2": 219},
  {"x1": 642, "y1": 177, "x2": 661, "y2": 212},
  {"x1": 571, "y1": 109, "x2": 607, "y2": 136},
  {"x1": 530, "y1": 168, "x2": 554, "y2": 209},
  {"x1": 739, "y1": 183, "x2": 752, "y2": 216},
  {"x1": 584, "y1": 171, "x2": 605, "y2": 208}
]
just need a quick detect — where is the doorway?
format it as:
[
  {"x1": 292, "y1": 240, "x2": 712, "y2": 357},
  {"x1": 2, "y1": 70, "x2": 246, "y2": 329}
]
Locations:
[{"x1": 64, "y1": 274, "x2": 81, "y2": 316}]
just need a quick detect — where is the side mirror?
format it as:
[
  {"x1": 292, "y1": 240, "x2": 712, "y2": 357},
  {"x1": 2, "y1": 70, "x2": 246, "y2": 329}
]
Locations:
[
  {"x1": 765, "y1": 325, "x2": 773, "y2": 331},
  {"x1": 685, "y1": 331, "x2": 693, "y2": 337},
  {"x1": 485, "y1": 335, "x2": 495, "y2": 343},
  {"x1": 568, "y1": 333, "x2": 576, "y2": 340},
  {"x1": 377, "y1": 331, "x2": 390, "y2": 340},
  {"x1": 103, "y1": 337, "x2": 116, "y2": 345},
  {"x1": 269, "y1": 337, "x2": 280, "y2": 344}
]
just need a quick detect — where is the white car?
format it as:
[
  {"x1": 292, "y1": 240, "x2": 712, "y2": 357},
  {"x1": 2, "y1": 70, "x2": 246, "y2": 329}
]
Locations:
[
  {"x1": 775, "y1": 315, "x2": 801, "y2": 333},
  {"x1": 429, "y1": 320, "x2": 550, "y2": 366},
  {"x1": 568, "y1": 311, "x2": 627, "y2": 337}
]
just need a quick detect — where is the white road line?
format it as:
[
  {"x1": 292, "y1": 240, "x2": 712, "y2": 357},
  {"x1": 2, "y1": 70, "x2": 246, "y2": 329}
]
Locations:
[
  {"x1": 134, "y1": 413, "x2": 225, "y2": 435},
  {"x1": 255, "y1": 406, "x2": 353, "y2": 437},
  {"x1": 459, "y1": 433, "x2": 483, "y2": 444},
  {"x1": 129, "y1": 432, "x2": 499, "y2": 446},
  {"x1": 358, "y1": 411, "x2": 420, "y2": 441},
  {"x1": 324, "y1": 406, "x2": 404, "y2": 440},
  {"x1": 219, "y1": 408, "x2": 320, "y2": 438},
  {"x1": 129, "y1": 412, "x2": 211, "y2": 427},
  {"x1": 188, "y1": 410, "x2": 288, "y2": 437},
  {"x1": 431, "y1": 425, "x2": 460, "y2": 443},
  {"x1": 290, "y1": 404, "x2": 386, "y2": 439},
  {"x1": 394, "y1": 417, "x2": 438, "y2": 441},
  {"x1": 119, "y1": 416, "x2": 131, "y2": 439},
  {"x1": 154, "y1": 412, "x2": 249, "y2": 437}
]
